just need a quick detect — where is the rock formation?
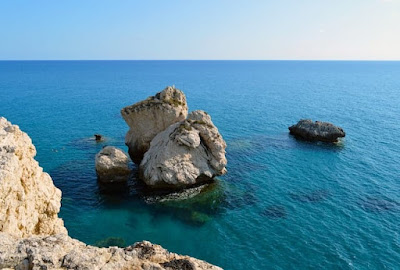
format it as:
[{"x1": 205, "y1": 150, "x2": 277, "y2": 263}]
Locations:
[
  {"x1": 140, "y1": 110, "x2": 227, "y2": 189},
  {"x1": 0, "y1": 233, "x2": 221, "y2": 270},
  {"x1": 95, "y1": 146, "x2": 131, "y2": 182},
  {"x1": 0, "y1": 117, "x2": 66, "y2": 238},
  {"x1": 289, "y1": 119, "x2": 345, "y2": 142},
  {"x1": 0, "y1": 117, "x2": 221, "y2": 269},
  {"x1": 121, "y1": 86, "x2": 188, "y2": 164}
]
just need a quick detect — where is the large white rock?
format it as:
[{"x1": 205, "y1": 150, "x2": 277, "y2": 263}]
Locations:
[
  {"x1": 121, "y1": 86, "x2": 188, "y2": 164},
  {"x1": 95, "y1": 146, "x2": 131, "y2": 182},
  {"x1": 140, "y1": 110, "x2": 227, "y2": 189},
  {"x1": 0, "y1": 117, "x2": 66, "y2": 238}
]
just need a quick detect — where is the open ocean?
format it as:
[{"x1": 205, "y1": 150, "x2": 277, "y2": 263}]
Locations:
[{"x1": 1, "y1": 60, "x2": 399, "y2": 269}]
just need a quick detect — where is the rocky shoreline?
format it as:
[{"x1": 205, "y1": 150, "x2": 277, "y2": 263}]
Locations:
[{"x1": 0, "y1": 117, "x2": 221, "y2": 270}]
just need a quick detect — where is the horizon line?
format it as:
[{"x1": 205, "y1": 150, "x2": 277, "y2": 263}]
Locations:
[{"x1": 1, "y1": 59, "x2": 400, "y2": 62}]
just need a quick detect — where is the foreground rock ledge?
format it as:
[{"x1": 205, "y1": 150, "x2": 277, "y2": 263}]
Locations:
[
  {"x1": 0, "y1": 117, "x2": 221, "y2": 270},
  {"x1": 0, "y1": 233, "x2": 221, "y2": 270},
  {"x1": 121, "y1": 86, "x2": 188, "y2": 164},
  {"x1": 289, "y1": 119, "x2": 345, "y2": 143}
]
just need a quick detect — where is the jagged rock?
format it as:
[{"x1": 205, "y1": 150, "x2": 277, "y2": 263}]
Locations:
[
  {"x1": 95, "y1": 146, "x2": 131, "y2": 182},
  {"x1": 0, "y1": 233, "x2": 221, "y2": 270},
  {"x1": 121, "y1": 86, "x2": 188, "y2": 164},
  {"x1": 140, "y1": 110, "x2": 227, "y2": 189},
  {"x1": 0, "y1": 117, "x2": 66, "y2": 238},
  {"x1": 0, "y1": 117, "x2": 221, "y2": 269},
  {"x1": 289, "y1": 119, "x2": 345, "y2": 142}
]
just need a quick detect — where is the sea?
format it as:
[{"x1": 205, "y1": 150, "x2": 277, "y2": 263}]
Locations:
[{"x1": 0, "y1": 61, "x2": 399, "y2": 269}]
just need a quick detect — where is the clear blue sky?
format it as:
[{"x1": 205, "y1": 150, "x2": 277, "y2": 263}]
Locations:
[{"x1": 1, "y1": 0, "x2": 399, "y2": 60}]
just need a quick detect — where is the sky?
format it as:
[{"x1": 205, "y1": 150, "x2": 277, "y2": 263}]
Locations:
[{"x1": 0, "y1": 0, "x2": 399, "y2": 60}]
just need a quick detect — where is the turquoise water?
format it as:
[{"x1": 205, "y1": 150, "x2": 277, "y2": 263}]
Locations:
[{"x1": 1, "y1": 61, "x2": 400, "y2": 269}]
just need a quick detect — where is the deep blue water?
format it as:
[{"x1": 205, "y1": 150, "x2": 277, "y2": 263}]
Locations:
[{"x1": 1, "y1": 61, "x2": 400, "y2": 269}]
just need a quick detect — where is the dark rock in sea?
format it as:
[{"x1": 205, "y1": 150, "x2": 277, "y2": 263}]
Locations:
[
  {"x1": 94, "y1": 236, "x2": 126, "y2": 248},
  {"x1": 359, "y1": 196, "x2": 399, "y2": 213},
  {"x1": 289, "y1": 119, "x2": 345, "y2": 142},
  {"x1": 290, "y1": 189, "x2": 330, "y2": 203},
  {"x1": 261, "y1": 205, "x2": 287, "y2": 219},
  {"x1": 94, "y1": 134, "x2": 103, "y2": 141}
]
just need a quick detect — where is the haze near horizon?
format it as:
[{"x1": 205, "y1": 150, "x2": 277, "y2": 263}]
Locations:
[{"x1": 1, "y1": 0, "x2": 399, "y2": 60}]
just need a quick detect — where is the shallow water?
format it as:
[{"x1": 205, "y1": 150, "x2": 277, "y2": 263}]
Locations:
[{"x1": 1, "y1": 61, "x2": 400, "y2": 269}]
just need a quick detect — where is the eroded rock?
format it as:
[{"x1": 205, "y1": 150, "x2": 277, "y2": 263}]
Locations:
[
  {"x1": 0, "y1": 117, "x2": 66, "y2": 238},
  {"x1": 121, "y1": 86, "x2": 188, "y2": 164},
  {"x1": 0, "y1": 233, "x2": 221, "y2": 270},
  {"x1": 95, "y1": 146, "x2": 131, "y2": 182},
  {"x1": 140, "y1": 110, "x2": 227, "y2": 189}
]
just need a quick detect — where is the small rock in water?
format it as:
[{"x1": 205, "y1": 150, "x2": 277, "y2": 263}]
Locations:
[
  {"x1": 359, "y1": 196, "x2": 399, "y2": 213},
  {"x1": 289, "y1": 119, "x2": 345, "y2": 143},
  {"x1": 94, "y1": 134, "x2": 103, "y2": 141},
  {"x1": 95, "y1": 146, "x2": 131, "y2": 183},
  {"x1": 290, "y1": 189, "x2": 330, "y2": 203},
  {"x1": 262, "y1": 205, "x2": 287, "y2": 219}
]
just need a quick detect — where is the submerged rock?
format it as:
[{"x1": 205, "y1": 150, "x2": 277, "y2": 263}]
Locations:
[
  {"x1": 290, "y1": 189, "x2": 330, "y2": 203},
  {"x1": 94, "y1": 236, "x2": 126, "y2": 248},
  {"x1": 0, "y1": 117, "x2": 66, "y2": 238},
  {"x1": 121, "y1": 86, "x2": 188, "y2": 164},
  {"x1": 261, "y1": 205, "x2": 287, "y2": 219},
  {"x1": 95, "y1": 146, "x2": 131, "y2": 182},
  {"x1": 359, "y1": 196, "x2": 399, "y2": 213},
  {"x1": 289, "y1": 119, "x2": 345, "y2": 142},
  {"x1": 140, "y1": 110, "x2": 227, "y2": 189},
  {"x1": 0, "y1": 117, "x2": 221, "y2": 270}
]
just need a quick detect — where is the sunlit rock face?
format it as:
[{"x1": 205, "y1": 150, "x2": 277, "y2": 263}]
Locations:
[
  {"x1": 95, "y1": 146, "x2": 131, "y2": 182},
  {"x1": 0, "y1": 117, "x2": 66, "y2": 238},
  {"x1": 121, "y1": 86, "x2": 188, "y2": 164},
  {"x1": 140, "y1": 110, "x2": 227, "y2": 189}
]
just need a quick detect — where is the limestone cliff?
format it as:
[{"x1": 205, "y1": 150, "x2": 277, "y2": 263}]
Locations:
[{"x1": 0, "y1": 117, "x2": 66, "y2": 238}]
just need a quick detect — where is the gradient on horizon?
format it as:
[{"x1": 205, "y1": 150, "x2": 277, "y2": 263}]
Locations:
[{"x1": 0, "y1": 0, "x2": 399, "y2": 60}]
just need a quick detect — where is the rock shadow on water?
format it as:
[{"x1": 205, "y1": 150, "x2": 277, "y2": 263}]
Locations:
[
  {"x1": 142, "y1": 179, "x2": 259, "y2": 227},
  {"x1": 290, "y1": 189, "x2": 330, "y2": 203},
  {"x1": 145, "y1": 182, "x2": 226, "y2": 227},
  {"x1": 289, "y1": 134, "x2": 345, "y2": 152},
  {"x1": 261, "y1": 205, "x2": 287, "y2": 219},
  {"x1": 358, "y1": 196, "x2": 400, "y2": 213}
]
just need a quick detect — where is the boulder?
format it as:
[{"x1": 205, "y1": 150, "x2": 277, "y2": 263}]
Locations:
[
  {"x1": 140, "y1": 110, "x2": 227, "y2": 189},
  {"x1": 289, "y1": 119, "x2": 345, "y2": 142},
  {"x1": 121, "y1": 86, "x2": 188, "y2": 164},
  {"x1": 95, "y1": 146, "x2": 131, "y2": 182},
  {"x1": 0, "y1": 117, "x2": 66, "y2": 238}
]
